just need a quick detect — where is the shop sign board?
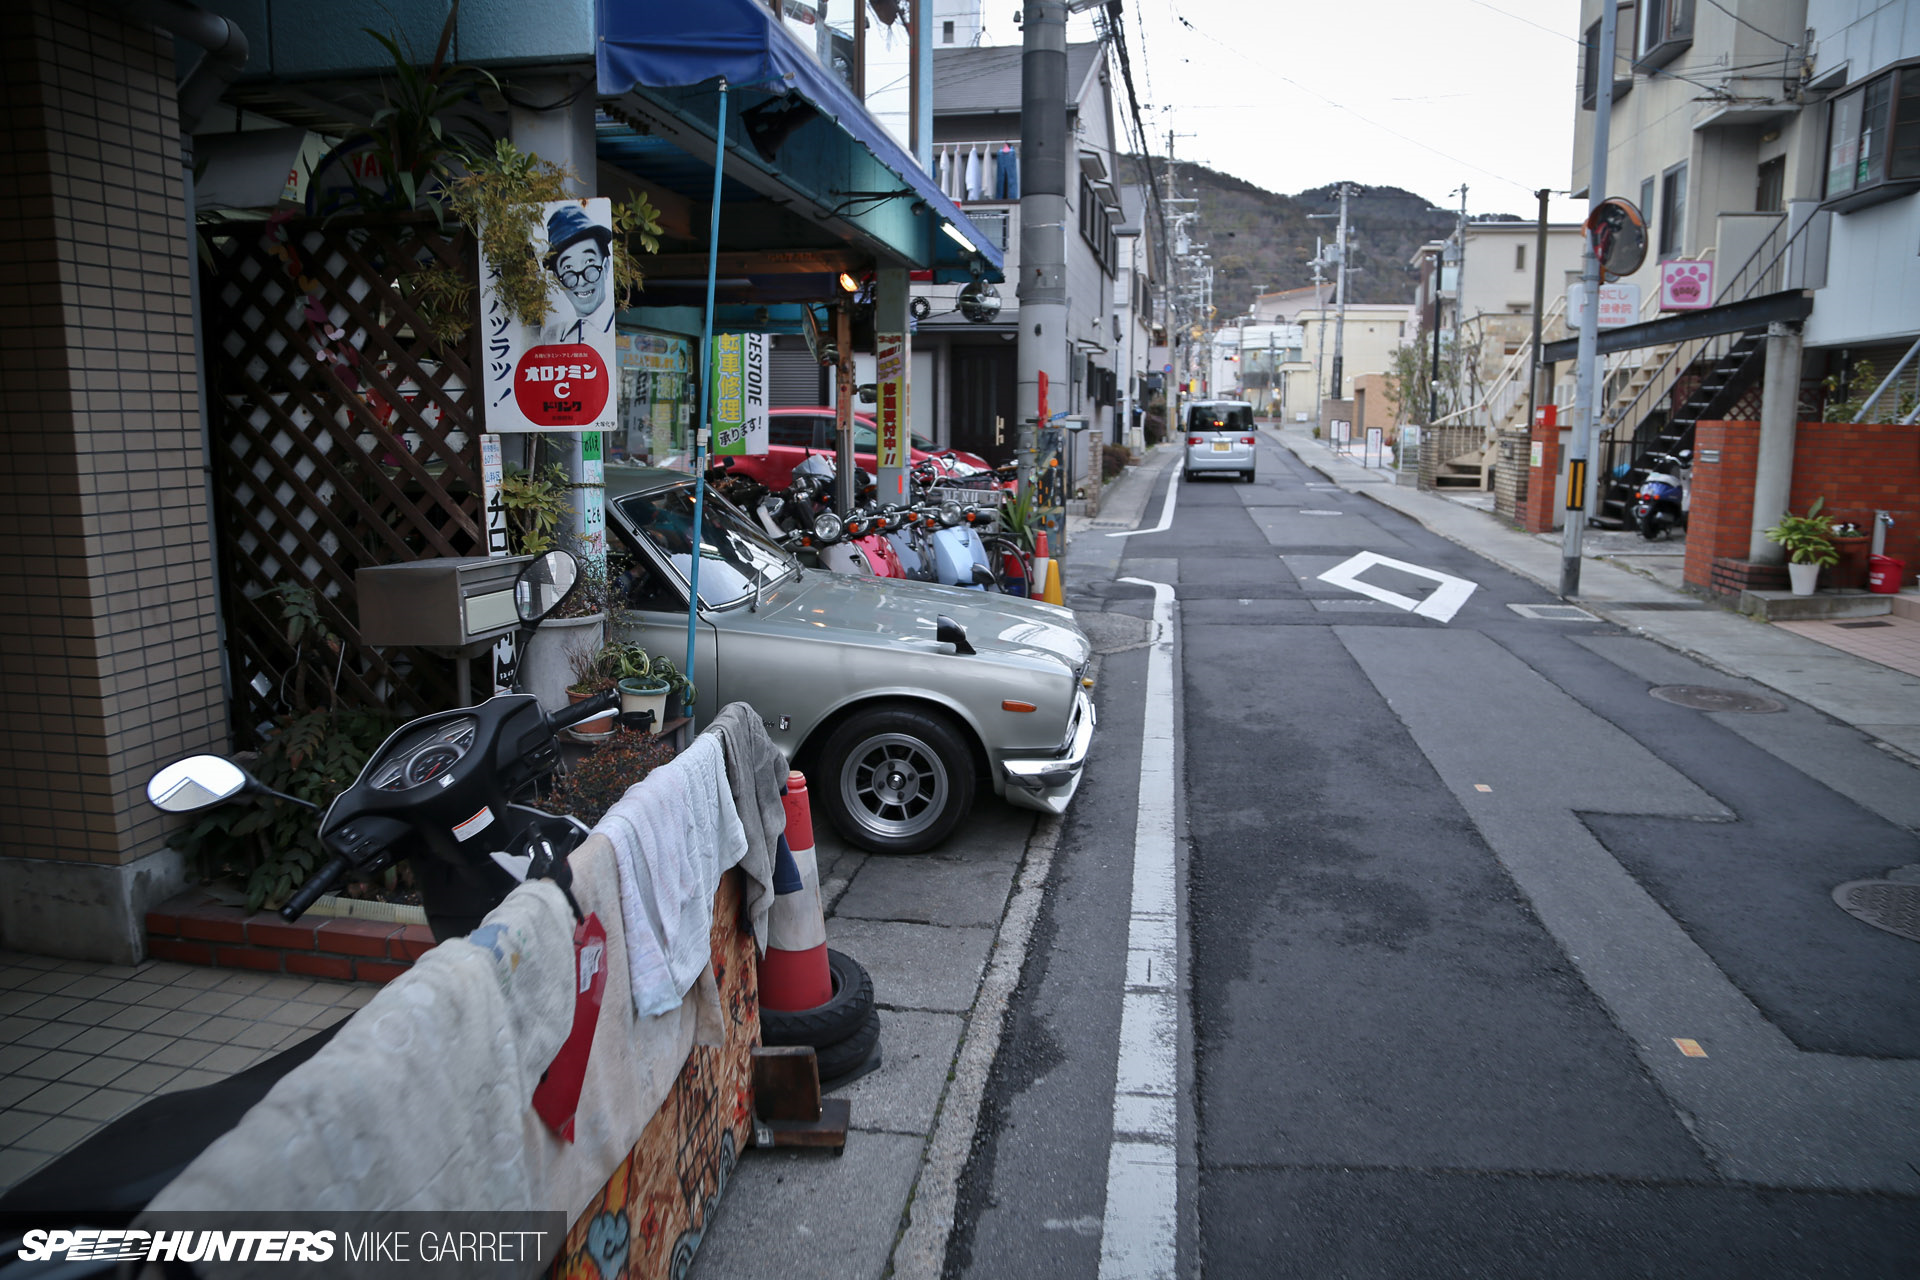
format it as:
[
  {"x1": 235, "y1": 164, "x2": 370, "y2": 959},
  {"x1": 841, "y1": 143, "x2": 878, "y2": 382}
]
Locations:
[
  {"x1": 1659, "y1": 259, "x2": 1714, "y2": 311},
  {"x1": 481, "y1": 198, "x2": 618, "y2": 433},
  {"x1": 876, "y1": 332, "x2": 909, "y2": 470},
  {"x1": 711, "y1": 333, "x2": 770, "y2": 455},
  {"x1": 1566, "y1": 282, "x2": 1642, "y2": 329}
]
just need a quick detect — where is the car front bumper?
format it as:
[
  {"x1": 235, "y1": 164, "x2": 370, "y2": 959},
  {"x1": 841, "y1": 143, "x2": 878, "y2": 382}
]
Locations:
[{"x1": 1000, "y1": 689, "x2": 1096, "y2": 815}]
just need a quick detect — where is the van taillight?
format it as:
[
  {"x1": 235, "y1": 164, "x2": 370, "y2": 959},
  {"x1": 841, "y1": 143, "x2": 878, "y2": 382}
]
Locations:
[
  {"x1": 1187, "y1": 436, "x2": 1203, "y2": 446},
  {"x1": 1240, "y1": 436, "x2": 1256, "y2": 445}
]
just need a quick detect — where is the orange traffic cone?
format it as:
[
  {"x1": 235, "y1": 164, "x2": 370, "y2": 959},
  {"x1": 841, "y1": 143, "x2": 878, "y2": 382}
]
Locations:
[
  {"x1": 758, "y1": 771, "x2": 833, "y2": 1011},
  {"x1": 1034, "y1": 527, "x2": 1051, "y2": 559},
  {"x1": 1037, "y1": 555, "x2": 1065, "y2": 604}
]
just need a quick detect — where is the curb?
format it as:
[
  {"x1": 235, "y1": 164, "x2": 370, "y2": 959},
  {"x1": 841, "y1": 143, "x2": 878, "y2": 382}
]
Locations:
[{"x1": 146, "y1": 890, "x2": 433, "y2": 983}]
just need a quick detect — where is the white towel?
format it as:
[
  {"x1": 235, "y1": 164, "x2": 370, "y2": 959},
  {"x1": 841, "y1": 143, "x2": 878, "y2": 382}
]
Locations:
[
  {"x1": 146, "y1": 880, "x2": 577, "y2": 1217},
  {"x1": 965, "y1": 145, "x2": 983, "y2": 201},
  {"x1": 595, "y1": 733, "x2": 749, "y2": 1017}
]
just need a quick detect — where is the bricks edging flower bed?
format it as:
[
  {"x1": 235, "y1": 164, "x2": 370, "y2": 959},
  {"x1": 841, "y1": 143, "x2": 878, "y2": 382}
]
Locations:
[{"x1": 146, "y1": 889, "x2": 435, "y2": 984}]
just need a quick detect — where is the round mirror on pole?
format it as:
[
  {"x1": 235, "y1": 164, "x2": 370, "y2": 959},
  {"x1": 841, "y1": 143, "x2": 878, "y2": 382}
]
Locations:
[{"x1": 1586, "y1": 197, "x2": 1647, "y2": 281}]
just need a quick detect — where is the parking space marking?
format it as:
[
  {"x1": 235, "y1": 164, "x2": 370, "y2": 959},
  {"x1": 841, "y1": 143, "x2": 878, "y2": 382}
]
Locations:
[
  {"x1": 1101, "y1": 577, "x2": 1179, "y2": 1280},
  {"x1": 1317, "y1": 551, "x2": 1478, "y2": 623},
  {"x1": 1107, "y1": 465, "x2": 1183, "y2": 538}
]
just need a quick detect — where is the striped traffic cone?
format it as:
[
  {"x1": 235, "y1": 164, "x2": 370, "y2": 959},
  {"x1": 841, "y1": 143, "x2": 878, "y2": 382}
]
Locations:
[
  {"x1": 1035, "y1": 554, "x2": 1065, "y2": 604},
  {"x1": 758, "y1": 771, "x2": 833, "y2": 1011}
]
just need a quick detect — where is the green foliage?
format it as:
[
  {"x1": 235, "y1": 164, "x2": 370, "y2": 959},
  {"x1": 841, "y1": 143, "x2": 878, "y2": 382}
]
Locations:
[
  {"x1": 545, "y1": 728, "x2": 679, "y2": 821},
  {"x1": 571, "y1": 639, "x2": 653, "y2": 694},
  {"x1": 500, "y1": 460, "x2": 574, "y2": 555},
  {"x1": 338, "y1": 13, "x2": 497, "y2": 223},
  {"x1": 1820, "y1": 358, "x2": 1918, "y2": 424},
  {"x1": 999, "y1": 485, "x2": 1038, "y2": 555},
  {"x1": 170, "y1": 706, "x2": 396, "y2": 911},
  {"x1": 645, "y1": 654, "x2": 695, "y2": 707},
  {"x1": 1765, "y1": 497, "x2": 1840, "y2": 566},
  {"x1": 1101, "y1": 443, "x2": 1132, "y2": 481}
]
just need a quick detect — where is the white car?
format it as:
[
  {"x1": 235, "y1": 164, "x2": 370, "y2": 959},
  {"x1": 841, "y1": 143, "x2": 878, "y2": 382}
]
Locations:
[{"x1": 1183, "y1": 399, "x2": 1258, "y2": 482}]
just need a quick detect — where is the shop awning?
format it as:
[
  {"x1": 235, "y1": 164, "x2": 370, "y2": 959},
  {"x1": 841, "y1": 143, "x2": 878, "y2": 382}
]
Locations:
[{"x1": 598, "y1": 0, "x2": 1002, "y2": 283}]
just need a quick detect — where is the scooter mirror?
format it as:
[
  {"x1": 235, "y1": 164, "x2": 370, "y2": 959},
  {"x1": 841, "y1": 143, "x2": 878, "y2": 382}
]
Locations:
[
  {"x1": 514, "y1": 550, "x2": 580, "y2": 623},
  {"x1": 148, "y1": 755, "x2": 250, "y2": 813}
]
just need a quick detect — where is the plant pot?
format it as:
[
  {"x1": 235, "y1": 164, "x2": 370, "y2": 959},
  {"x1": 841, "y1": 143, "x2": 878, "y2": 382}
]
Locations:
[
  {"x1": 521, "y1": 613, "x2": 605, "y2": 714},
  {"x1": 1788, "y1": 561, "x2": 1821, "y2": 596},
  {"x1": 617, "y1": 677, "x2": 670, "y2": 735},
  {"x1": 566, "y1": 687, "x2": 617, "y2": 737}
]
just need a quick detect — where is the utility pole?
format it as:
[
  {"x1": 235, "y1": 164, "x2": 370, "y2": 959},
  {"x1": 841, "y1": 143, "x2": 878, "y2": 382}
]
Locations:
[
  {"x1": 1311, "y1": 239, "x2": 1327, "y2": 423},
  {"x1": 1450, "y1": 184, "x2": 1468, "y2": 386},
  {"x1": 1562, "y1": 0, "x2": 1619, "y2": 597},
  {"x1": 1525, "y1": 187, "x2": 1551, "y2": 436},
  {"x1": 1330, "y1": 182, "x2": 1352, "y2": 401},
  {"x1": 1017, "y1": 0, "x2": 1069, "y2": 509},
  {"x1": 1429, "y1": 241, "x2": 1443, "y2": 424}
]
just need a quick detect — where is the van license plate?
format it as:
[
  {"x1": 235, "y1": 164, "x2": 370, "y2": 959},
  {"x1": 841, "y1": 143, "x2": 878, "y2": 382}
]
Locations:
[{"x1": 1211, "y1": 441, "x2": 1230, "y2": 452}]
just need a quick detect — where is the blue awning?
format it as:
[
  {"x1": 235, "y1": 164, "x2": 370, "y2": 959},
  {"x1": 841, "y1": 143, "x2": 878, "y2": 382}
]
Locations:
[{"x1": 597, "y1": 0, "x2": 1002, "y2": 279}]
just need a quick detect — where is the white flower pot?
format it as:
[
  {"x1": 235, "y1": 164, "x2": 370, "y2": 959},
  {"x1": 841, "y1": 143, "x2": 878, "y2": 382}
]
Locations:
[
  {"x1": 1788, "y1": 561, "x2": 1820, "y2": 596},
  {"x1": 521, "y1": 613, "x2": 605, "y2": 714}
]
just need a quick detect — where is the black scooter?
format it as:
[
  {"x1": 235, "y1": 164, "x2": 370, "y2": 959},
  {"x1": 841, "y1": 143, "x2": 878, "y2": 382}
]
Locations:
[{"x1": 0, "y1": 549, "x2": 637, "y2": 1240}]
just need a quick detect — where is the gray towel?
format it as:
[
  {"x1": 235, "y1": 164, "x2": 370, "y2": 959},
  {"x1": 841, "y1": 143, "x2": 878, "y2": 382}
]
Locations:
[{"x1": 703, "y1": 701, "x2": 786, "y2": 952}]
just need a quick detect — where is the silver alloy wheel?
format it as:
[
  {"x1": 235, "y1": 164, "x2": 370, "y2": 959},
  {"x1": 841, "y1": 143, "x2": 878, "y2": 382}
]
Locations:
[{"x1": 838, "y1": 730, "x2": 951, "y2": 841}]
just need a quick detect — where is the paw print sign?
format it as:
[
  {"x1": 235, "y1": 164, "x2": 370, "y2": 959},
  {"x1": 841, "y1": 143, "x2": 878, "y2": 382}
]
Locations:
[{"x1": 1661, "y1": 259, "x2": 1714, "y2": 311}]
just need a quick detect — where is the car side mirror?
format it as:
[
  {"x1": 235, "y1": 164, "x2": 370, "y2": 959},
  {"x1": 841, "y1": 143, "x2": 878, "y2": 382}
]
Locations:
[{"x1": 936, "y1": 614, "x2": 976, "y2": 655}]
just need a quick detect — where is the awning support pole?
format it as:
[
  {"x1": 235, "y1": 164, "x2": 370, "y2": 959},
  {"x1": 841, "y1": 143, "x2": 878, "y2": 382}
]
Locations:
[{"x1": 687, "y1": 77, "x2": 729, "y2": 732}]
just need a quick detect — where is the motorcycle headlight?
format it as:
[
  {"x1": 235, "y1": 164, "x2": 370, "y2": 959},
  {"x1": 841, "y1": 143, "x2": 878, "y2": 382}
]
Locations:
[
  {"x1": 941, "y1": 502, "x2": 963, "y2": 527},
  {"x1": 814, "y1": 512, "x2": 843, "y2": 542}
]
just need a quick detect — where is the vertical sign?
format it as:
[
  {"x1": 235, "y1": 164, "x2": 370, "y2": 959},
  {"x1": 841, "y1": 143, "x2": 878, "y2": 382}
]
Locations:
[
  {"x1": 1365, "y1": 426, "x2": 1384, "y2": 467},
  {"x1": 481, "y1": 434, "x2": 516, "y2": 695},
  {"x1": 712, "y1": 333, "x2": 771, "y2": 455},
  {"x1": 580, "y1": 432, "x2": 605, "y2": 561},
  {"x1": 480, "y1": 197, "x2": 618, "y2": 434},
  {"x1": 876, "y1": 332, "x2": 908, "y2": 469}
]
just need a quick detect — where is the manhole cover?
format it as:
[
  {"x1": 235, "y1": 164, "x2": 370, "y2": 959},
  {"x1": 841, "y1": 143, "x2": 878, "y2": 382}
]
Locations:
[
  {"x1": 1836, "y1": 620, "x2": 1894, "y2": 630},
  {"x1": 1832, "y1": 880, "x2": 1920, "y2": 943},
  {"x1": 1648, "y1": 685, "x2": 1786, "y2": 713},
  {"x1": 1299, "y1": 509, "x2": 1344, "y2": 516},
  {"x1": 1509, "y1": 603, "x2": 1600, "y2": 622}
]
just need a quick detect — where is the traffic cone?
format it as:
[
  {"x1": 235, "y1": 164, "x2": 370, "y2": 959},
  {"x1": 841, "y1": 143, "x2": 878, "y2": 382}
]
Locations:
[
  {"x1": 1034, "y1": 555, "x2": 1065, "y2": 605},
  {"x1": 758, "y1": 771, "x2": 833, "y2": 1011},
  {"x1": 1034, "y1": 527, "x2": 1051, "y2": 559}
]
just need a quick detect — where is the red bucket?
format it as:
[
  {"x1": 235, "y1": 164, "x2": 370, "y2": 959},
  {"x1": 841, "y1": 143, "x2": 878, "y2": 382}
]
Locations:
[{"x1": 1867, "y1": 555, "x2": 1906, "y2": 594}]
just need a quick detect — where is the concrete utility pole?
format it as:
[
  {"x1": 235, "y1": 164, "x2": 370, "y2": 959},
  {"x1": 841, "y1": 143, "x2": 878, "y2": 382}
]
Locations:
[
  {"x1": 1450, "y1": 184, "x2": 1467, "y2": 384},
  {"x1": 1330, "y1": 182, "x2": 1352, "y2": 400},
  {"x1": 1017, "y1": 0, "x2": 1069, "y2": 497},
  {"x1": 1562, "y1": 0, "x2": 1619, "y2": 597},
  {"x1": 1526, "y1": 187, "x2": 1550, "y2": 435},
  {"x1": 1311, "y1": 239, "x2": 1327, "y2": 417}
]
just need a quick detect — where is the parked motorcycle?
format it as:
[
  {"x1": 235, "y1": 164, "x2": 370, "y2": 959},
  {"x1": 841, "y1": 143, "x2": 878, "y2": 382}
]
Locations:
[
  {"x1": 1633, "y1": 450, "x2": 1691, "y2": 540},
  {"x1": 0, "y1": 550, "x2": 630, "y2": 1234}
]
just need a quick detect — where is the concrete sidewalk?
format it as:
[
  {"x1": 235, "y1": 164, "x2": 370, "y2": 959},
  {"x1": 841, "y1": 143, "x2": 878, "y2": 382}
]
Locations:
[{"x1": 1270, "y1": 422, "x2": 1920, "y2": 764}]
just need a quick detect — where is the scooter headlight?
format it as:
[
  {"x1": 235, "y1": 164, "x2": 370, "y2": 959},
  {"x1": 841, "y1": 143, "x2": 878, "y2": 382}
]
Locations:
[
  {"x1": 940, "y1": 502, "x2": 964, "y2": 527},
  {"x1": 814, "y1": 512, "x2": 844, "y2": 542}
]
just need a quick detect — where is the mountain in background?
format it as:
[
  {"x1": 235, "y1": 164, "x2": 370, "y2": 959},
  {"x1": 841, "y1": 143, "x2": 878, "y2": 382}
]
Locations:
[{"x1": 1117, "y1": 157, "x2": 1522, "y2": 314}]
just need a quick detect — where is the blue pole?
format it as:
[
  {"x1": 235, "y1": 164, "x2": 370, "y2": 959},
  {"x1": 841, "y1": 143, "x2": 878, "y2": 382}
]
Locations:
[{"x1": 686, "y1": 78, "x2": 729, "y2": 732}]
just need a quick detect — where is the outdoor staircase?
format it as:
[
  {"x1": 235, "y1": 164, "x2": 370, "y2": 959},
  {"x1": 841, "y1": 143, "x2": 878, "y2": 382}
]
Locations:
[{"x1": 1593, "y1": 333, "x2": 1767, "y2": 528}]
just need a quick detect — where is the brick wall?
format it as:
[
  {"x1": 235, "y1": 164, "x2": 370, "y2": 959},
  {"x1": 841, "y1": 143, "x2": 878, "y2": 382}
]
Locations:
[
  {"x1": 1523, "y1": 415, "x2": 1560, "y2": 533},
  {"x1": 1493, "y1": 430, "x2": 1530, "y2": 525},
  {"x1": 1684, "y1": 419, "x2": 1920, "y2": 595},
  {"x1": 0, "y1": 2, "x2": 225, "y2": 959}
]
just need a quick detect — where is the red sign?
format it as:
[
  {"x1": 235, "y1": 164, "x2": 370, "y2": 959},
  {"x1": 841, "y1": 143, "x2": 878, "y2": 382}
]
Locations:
[{"x1": 512, "y1": 344, "x2": 609, "y2": 428}]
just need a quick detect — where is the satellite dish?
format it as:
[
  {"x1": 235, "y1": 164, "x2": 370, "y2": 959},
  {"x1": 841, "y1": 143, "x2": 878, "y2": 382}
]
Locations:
[
  {"x1": 958, "y1": 282, "x2": 1002, "y2": 323},
  {"x1": 1586, "y1": 197, "x2": 1648, "y2": 281}
]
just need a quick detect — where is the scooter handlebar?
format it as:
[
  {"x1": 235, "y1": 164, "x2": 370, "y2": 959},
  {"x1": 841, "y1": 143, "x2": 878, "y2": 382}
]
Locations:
[
  {"x1": 280, "y1": 854, "x2": 352, "y2": 922},
  {"x1": 549, "y1": 687, "x2": 621, "y2": 732}
]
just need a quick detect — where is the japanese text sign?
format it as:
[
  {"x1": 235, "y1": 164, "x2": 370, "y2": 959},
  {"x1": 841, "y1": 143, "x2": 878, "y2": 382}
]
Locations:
[
  {"x1": 711, "y1": 332, "x2": 770, "y2": 455},
  {"x1": 480, "y1": 198, "x2": 617, "y2": 433},
  {"x1": 876, "y1": 332, "x2": 908, "y2": 470}
]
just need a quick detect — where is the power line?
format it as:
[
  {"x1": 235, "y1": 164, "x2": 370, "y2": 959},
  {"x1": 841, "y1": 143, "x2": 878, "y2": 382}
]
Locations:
[{"x1": 1702, "y1": 0, "x2": 1795, "y2": 47}]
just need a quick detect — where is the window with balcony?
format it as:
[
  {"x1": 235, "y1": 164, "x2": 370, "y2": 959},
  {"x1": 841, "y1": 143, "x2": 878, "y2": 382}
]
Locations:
[
  {"x1": 1825, "y1": 62, "x2": 1920, "y2": 211},
  {"x1": 1635, "y1": 0, "x2": 1693, "y2": 71},
  {"x1": 1078, "y1": 174, "x2": 1116, "y2": 270},
  {"x1": 1581, "y1": 19, "x2": 1632, "y2": 109}
]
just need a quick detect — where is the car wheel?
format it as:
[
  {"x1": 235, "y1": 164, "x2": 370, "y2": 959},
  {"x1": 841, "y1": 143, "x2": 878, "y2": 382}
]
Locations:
[{"x1": 818, "y1": 706, "x2": 975, "y2": 853}]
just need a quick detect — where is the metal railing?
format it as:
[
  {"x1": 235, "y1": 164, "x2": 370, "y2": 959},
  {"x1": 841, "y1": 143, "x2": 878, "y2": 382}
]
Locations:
[{"x1": 1429, "y1": 293, "x2": 1570, "y2": 432}]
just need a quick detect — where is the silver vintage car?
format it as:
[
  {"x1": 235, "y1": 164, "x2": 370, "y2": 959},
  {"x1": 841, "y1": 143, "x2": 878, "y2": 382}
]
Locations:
[{"x1": 603, "y1": 468, "x2": 1094, "y2": 853}]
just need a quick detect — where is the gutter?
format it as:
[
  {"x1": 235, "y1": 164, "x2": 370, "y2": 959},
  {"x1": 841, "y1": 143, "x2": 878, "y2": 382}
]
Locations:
[{"x1": 111, "y1": 0, "x2": 250, "y2": 131}]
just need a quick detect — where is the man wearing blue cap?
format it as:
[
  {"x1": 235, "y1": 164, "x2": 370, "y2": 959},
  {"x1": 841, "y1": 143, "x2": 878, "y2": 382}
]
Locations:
[{"x1": 541, "y1": 204, "x2": 614, "y2": 343}]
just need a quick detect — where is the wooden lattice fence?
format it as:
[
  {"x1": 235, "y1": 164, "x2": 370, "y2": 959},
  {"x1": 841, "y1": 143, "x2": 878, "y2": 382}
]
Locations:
[{"x1": 200, "y1": 214, "x2": 485, "y2": 744}]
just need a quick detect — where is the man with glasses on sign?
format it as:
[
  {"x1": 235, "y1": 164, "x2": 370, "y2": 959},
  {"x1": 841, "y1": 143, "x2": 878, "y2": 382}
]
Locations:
[{"x1": 540, "y1": 204, "x2": 615, "y2": 344}]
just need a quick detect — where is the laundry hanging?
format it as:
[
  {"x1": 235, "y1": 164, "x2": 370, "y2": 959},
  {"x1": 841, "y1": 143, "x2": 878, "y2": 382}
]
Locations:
[
  {"x1": 965, "y1": 145, "x2": 983, "y2": 202},
  {"x1": 994, "y1": 144, "x2": 1019, "y2": 200}
]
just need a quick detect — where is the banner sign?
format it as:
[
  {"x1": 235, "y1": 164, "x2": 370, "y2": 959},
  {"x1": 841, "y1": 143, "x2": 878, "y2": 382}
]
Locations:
[
  {"x1": 579, "y1": 431, "x2": 605, "y2": 561},
  {"x1": 1660, "y1": 259, "x2": 1713, "y2": 311},
  {"x1": 711, "y1": 332, "x2": 770, "y2": 455},
  {"x1": 875, "y1": 331, "x2": 908, "y2": 470},
  {"x1": 481, "y1": 198, "x2": 617, "y2": 434}
]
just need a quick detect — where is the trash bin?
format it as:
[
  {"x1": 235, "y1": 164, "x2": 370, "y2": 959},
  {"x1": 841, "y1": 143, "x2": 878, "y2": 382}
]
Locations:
[{"x1": 1867, "y1": 554, "x2": 1906, "y2": 594}]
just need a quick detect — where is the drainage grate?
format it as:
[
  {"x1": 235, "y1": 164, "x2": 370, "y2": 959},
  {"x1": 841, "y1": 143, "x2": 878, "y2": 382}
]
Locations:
[
  {"x1": 1509, "y1": 603, "x2": 1600, "y2": 622},
  {"x1": 1648, "y1": 685, "x2": 1786, "y2": 713},
  {"x1": 1298, "y1": 509, "x2": 1344, "y2": 516},
  {"x1": 1836, "y1": 620, "x2": 1894, "y2": 630},
  {"x1": 1831, "y1": 880, "x2": 1920, "y2": 943}
]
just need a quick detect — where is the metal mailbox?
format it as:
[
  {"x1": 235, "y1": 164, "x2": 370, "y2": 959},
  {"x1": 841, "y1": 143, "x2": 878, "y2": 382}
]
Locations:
[{"x1": 356, "y1": 555, "x2": 533, "y2": 650}]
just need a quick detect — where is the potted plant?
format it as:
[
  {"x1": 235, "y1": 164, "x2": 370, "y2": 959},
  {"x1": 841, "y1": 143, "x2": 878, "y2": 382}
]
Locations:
[
  {"x1": 610, "y1": 644, "x2": 671, "y2": 735},
  {"x1": 544, "y1": 727, "x2": 679, "y2": 822},
  {"x1": 1765, "y1": 499, "x2": 1839, "y2": 596},
  {"x1": 563, "y1": 643, "x2": 619, "y2": 738},
  {"x1": 645, "y1": 654, "x2": 697, "y2": 723}
]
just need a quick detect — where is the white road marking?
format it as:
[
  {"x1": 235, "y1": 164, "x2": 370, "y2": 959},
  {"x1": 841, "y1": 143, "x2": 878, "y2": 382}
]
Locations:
[
  {"x1": 1107, "y1": 465, "x2": 1183, "y2": 537},
  {"x1": 1317, "y1": 551, "x2": 1478, "y2": 623},
  {"x1": 1101, "y1": 577, "x2": 1179, "y2": 1280}
]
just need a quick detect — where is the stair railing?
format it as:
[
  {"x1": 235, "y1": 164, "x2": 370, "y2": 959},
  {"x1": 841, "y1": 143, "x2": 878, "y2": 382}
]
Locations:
[{"x1": 1429, "y1": 292, "x2": 1569, "y2": 431}]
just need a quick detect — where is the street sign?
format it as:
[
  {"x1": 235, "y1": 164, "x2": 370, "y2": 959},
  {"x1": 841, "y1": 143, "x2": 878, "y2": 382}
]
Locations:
[{"x1": 1566, "y1": 282, "x2": 1642, "y2": 329}]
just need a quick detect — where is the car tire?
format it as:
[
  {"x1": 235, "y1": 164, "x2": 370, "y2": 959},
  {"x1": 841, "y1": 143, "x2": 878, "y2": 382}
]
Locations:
[
  {"x1": 760, "y1": 949, "x2": 874, "y2": 1047},
  {"x1": 815, "y1": 1007, "x2": 881, "y2": 1083},
  {"x1": 817, "y1": 705, "x2": 975, "y2": 853}
]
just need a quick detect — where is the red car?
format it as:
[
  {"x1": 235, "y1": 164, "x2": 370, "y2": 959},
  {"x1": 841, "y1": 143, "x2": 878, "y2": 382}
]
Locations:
[{"x1": 717, "y1": 408, "x2": 996, "y2": 491}]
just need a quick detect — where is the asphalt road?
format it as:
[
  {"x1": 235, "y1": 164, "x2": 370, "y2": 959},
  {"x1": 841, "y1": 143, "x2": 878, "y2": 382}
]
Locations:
[{"x1": 950, "y1": 440, "x2": 1920, "y2": 1278}]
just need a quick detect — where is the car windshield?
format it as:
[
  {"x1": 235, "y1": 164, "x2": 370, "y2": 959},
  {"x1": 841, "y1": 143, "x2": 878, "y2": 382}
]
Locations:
[{"x1": 612, "y1": 486, "x2": 796, "y2": 608}]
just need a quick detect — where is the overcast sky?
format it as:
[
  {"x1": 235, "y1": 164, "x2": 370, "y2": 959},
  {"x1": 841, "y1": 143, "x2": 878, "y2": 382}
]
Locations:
[{"x1": 1050, "y1": 0, "x2": 1588, "y2": 223}]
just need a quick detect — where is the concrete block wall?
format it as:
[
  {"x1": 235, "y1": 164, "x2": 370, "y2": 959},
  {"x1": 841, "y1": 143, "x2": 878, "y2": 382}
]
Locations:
[
  {"x1": 1493, "y1": 430, "x2": 1529, "y2": 525},
  {"x1": 0, "y1": 1, "x2": 226, "y2": 961}
]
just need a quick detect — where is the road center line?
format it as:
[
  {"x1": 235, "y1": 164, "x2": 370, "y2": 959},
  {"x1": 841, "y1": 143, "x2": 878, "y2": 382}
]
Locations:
[
  {"x1": 1100, "y1": 577, "x2": 1179, "y2": 1280},
  {"x1": 1106, "y1": 463, "x2": 1183, "y2": 537}
]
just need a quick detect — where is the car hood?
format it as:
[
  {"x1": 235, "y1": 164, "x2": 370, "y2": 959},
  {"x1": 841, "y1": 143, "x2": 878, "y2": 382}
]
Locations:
[{"x1": 752, "y1": 571, "x2": 1090, "y2": 674}]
